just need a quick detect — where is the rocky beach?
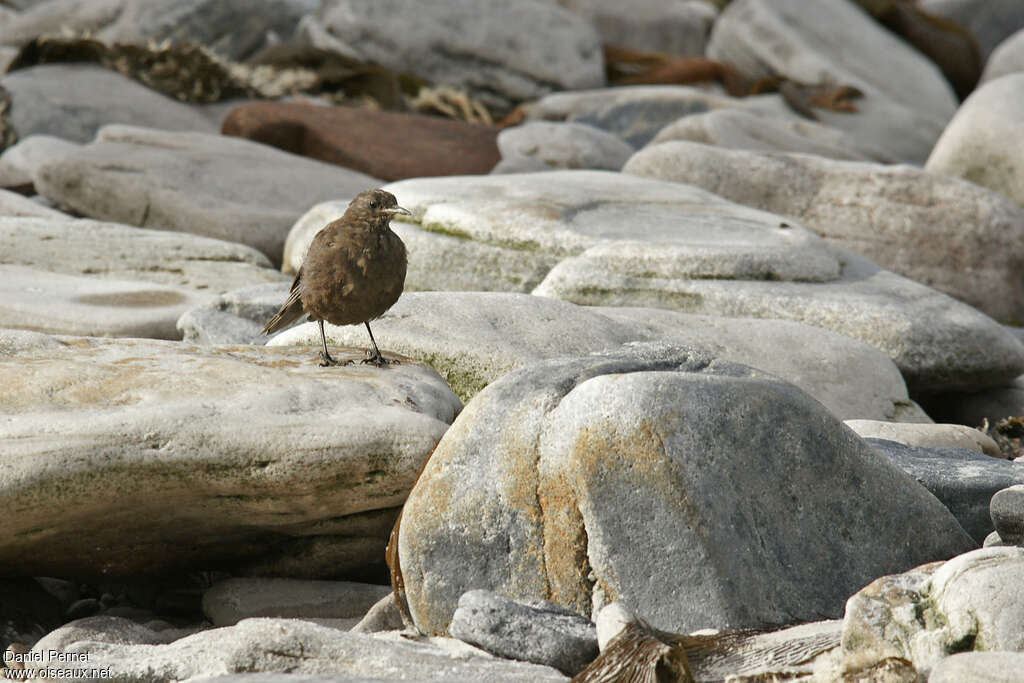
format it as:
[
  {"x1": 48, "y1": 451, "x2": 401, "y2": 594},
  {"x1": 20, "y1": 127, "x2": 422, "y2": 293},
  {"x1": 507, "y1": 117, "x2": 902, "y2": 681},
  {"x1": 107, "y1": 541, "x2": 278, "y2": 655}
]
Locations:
[{"x1": 3, "y1": 0, "x2": 1024, "y2": 681}]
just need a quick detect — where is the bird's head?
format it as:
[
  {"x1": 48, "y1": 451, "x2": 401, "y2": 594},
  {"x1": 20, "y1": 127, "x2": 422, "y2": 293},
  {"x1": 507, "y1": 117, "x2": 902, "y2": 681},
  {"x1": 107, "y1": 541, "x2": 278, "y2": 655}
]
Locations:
[{"x1": 347, "y1": 189, "x2": 411, "y2": 230}]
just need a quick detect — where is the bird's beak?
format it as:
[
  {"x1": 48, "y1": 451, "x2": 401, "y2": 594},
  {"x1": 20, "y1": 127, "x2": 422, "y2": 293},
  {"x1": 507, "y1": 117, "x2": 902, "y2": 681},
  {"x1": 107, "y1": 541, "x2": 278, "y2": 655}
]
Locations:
[{"x1": 384, "y1": 205, "x2": 412, "y2": 217}]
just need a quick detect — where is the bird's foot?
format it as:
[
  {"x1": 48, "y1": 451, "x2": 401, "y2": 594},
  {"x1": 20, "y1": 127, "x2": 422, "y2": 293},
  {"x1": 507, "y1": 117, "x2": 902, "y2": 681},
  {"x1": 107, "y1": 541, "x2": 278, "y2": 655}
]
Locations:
[
  {"x1": 319, "y1": 351, "x2": 352, "y2": 367},
  {"x1": 362, "y1": 350, "x2": 398, "y2": 367}
]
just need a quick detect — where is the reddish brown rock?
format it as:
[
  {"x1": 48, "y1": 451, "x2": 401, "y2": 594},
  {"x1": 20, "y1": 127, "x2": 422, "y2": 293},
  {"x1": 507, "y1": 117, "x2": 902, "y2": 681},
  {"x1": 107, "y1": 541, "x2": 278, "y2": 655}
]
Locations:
[{"x1": 222, "y1": 101, "x2": 501, "y2": 180}]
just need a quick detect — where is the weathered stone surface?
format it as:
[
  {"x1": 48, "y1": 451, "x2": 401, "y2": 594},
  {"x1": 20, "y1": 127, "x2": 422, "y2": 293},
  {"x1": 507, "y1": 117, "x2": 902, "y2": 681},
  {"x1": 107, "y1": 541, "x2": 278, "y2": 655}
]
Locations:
[
  {"x1": 990, "y1": 484, "x2": 1024, "y2": 545},
  {"x1": 526, "y1": 85, "x2": 792, "y2": 149},
  {"x1": 314, "y1": 0, "x2": 603, "y2": 110},
  {"x1": 0, "y1": 135, "x2": 80, "y2": 188},
  {"x1": 919, "y1": 0, "x2": 1024, "y2": 59},
  {"x1": 981, "y1": 28, "x2": 1024, "y2": 83},
  {"x1": 1, "y1": 65, "x2": 218, "y2": 144},
  {"x1": 32, "y1": 618, "x2": 568, "y2": 682},
  {"x1": 866, "y1": 439, "x2": 1022, "y2": 543},
  {"x1": 0, "y1": 264, "x2": 209, "y2": 339},
  {"x1": 449, "y1": 590, "x2": 597, "y2": 675},
  {"x1": 396, "y1": 343, "x2": 974, "y2": 636},
  {"x1": 930, "y1": 652, "x2": 1024, "y2": 683},
  {"x1": 0, "y1": 217, "x2": 286, "y2": 295},
  {"x1": 177, "y1": 282, "x2": 289, "y2": 345},
  {"x1": 648, "y1": 107, "x2": 895, "y2": 162},
  {"x1": 707, "y1": 0, "x2": 957, "y2": 163},
  {"x1": 557, "y1": 0, "x2": 715, "y2": 56},
  {"x1": 625, "y1": 140, "x2": 1024, "y2": 324},
  {"x1": 222, "y1": 101, "x2": 501, "y2": 181},
  {"x1": 926, "y1": 73, "x2": 1024, "y2": 212},
  {"x1": 202, "y1": 578, "x2": 391, "y2": 627},
  {"x1": 0, "y1": 189, "x2": 70, "y2": 218},
  {"x1": 350, "y1": 594, "x2": 404, "y2": 634},
  {"x1": 267, "y1": 290, "x2": 927, "y2": 422},
  {"x1": 841, "y1": 547, "x2": 1024, "y2": 676},
  {"x1": 33, "y1": 125, "x2": 380, "y2": 265},
  {"x1": 496, "y1": 121, "x2": 634, "y2": 172},
  {"x1": 30, "y1": 616, "x2": 168, "y2": 658},
  {"x1": 0, "y1": 329, "x2": 460, "y2": 577},
  {"x1": 846, "y1": 420, "x2": 1001, "y2": 458},
  {"x1": 0, "y1": 0, "x2": 312, "y2": 60}
]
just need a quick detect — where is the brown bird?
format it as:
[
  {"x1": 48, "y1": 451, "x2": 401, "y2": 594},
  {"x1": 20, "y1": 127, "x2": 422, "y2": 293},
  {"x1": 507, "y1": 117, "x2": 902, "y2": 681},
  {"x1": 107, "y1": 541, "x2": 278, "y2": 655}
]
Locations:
[{"x1": 262, "y1": 188, "x2": 409, "y2": 367}]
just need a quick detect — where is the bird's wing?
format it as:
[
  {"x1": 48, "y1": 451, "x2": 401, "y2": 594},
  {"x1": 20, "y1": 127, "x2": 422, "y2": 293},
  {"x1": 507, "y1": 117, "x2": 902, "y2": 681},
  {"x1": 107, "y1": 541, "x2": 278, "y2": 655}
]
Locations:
[{"x1": 261, "y1": 268, "x2": 306, "y2": 334}]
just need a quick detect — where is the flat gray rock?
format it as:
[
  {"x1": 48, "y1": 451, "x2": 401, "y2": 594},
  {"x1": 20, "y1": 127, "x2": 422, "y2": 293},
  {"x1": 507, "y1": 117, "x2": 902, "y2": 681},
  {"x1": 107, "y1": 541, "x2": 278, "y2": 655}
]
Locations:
[
  {"x1": 841, "y1": 547, "x2": 1024, "y2": 677},
  {"x1": 0, "y1": 329, "x2": 460, "y2": 577},
  {"x1": 0, "y1": 217, "x2": 286, "y2": 294},
  {"x1": 314, "y1": 0, "x2": 603, "y2": 110},
  {"x1": 450, "y1": 590, "x2": 597, "y2": 675},
  {"x1": 927, "y1": 73, "x2": 1024, "y2": 210},
  {"x1": 202, "y1": 578, "x2": 391, "y2": 627},
  {"x1": 981, "y1": 28, "x2": 1024, "y2": 83},
  {"x1": 496, "y1": 121, "x2": 634, "y2": 172},
  {"x1": 649, "y1": 107, "x2": 895, "y2": 162},
  {"x1": 2, "y1": 64, "x2": 218, "y2": 144},
  {"x1": 624, "y1": 140, "x2": 1024, "y2": 324},
  {"x1": 178, "y1": 282, "x2": 289, "y2": 345},
  {"x1": 0, "y1": 264, "x2": 209, "y2": 339},
  {"x1": 558, "y1": 0, "x2": 715, "y2": 56},
  {"x1": 866, "y1": 439, "x2": 1023, "y2": 543},
  {"x1": 30, "y1": 618, "x2": 568, "y2": 682},
  {"x1": 33, "y1": 125, "x2": 381, "y2": 265},
  {"x1": 846, "y1": 420, "x2": 1000, "y2": 457},
  {"x1": 265, "y1": 290, "x2": 928, "y2": 422},
  {"x1": 0, "y1": 189, "x2": 70, "y2": 218},
  {"x1": 707, "y1": 0, "x2": 956, "y2": 163},
  {"x1": 396, "y1": 343, "x2": 974, "y2": 635},
  {"x1": 0, "y1": 134, "x2": 81, "y2": 188}
]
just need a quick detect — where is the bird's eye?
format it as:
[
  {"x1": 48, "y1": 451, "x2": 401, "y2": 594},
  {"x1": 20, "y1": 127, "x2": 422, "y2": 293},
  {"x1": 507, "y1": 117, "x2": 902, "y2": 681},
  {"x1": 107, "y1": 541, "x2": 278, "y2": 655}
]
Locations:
[{"x1": 370, "y1": 200, "x2": 378, "y2": 209}]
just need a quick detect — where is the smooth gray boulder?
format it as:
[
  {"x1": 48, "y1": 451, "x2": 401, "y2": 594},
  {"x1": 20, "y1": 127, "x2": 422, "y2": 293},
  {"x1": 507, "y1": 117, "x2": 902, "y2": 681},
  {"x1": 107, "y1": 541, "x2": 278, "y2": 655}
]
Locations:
[
  {"x1": 313, "y1": 0, "x2": 603, "y2": 110},
  {"x1": 202, "y1": 578, "x2": 391, "y2": 627},
  {"x1": 707, "y1": 0, "x2": 956, "y2": 163},
  {"x1": 1, "y1": 64, "x2": 218, "y2": 144},
  {"x1": 496, "y1": 121, "x2": 635, "y2": 172},
  {"x1": 449, "y1": 590, "x2": 597, "y2": 675},
  {"x1": 557, "y1": 0, "x2": 715, "y2": 56},
  {"x1": 0, "y1": 329, "x2": 460, "y2": 578},
  {"x1": 981, "y1": 28, "x2": 1024, "y2": 83},
  {"x1": 841, "y1": 547, "x2": 1024, "y2": 677},
  {"x1": 395, "y1": 343, "x2": 974, "y2": 636},
  {"x1": 648, "y1": 107, "x2": 895, "y2": 162},
  {"x1": 866, "y1": 438, "x2": 1023, "y2": 543},
  {"x1": 0, "y1": 264, "x2": 210, "y2": 339},
  {"x1": 0, "y1": 189, "x2": 71, "y2": 218},
  {"x1": 31, "y1": 618, "x2": 568, "y2": 682},
  {"x1": 0, "y1": 217, "x2": 286, "y2": 294},
  {"x1": 177, "y1": 282, "x2": 290, "y2": 345},
  {"x1": 33, "y1": 125, "x2": 380, "y2": 265},
  {"x1": 0, "y1": 134, "x2": 81, "y2": 187},
  {"x1": 919, "y1": 0, "x2": 1024, "y2": 59},
  {"x1": 266, "y1": 289, "x2": 928, "y2": 422},
  {"x1": 846, "y1": 420, "x2": 1000, "y2": 457},
  {"x1": 926, "y1": 73, "x2": 1024, "y2": 210},
  {"x1": 624, "y1": 140, "x2": 1024, "y2": 324},
  {"x1": 990, "y1": 485, "x2": 1024, "y2": 545}
]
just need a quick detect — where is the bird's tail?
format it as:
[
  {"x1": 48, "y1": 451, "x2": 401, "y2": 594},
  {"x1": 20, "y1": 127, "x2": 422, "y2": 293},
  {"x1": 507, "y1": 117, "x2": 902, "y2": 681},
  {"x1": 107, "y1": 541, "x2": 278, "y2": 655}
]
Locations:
[{"x1": 262, "y1": 288, "x2": 305, "y2": 335}]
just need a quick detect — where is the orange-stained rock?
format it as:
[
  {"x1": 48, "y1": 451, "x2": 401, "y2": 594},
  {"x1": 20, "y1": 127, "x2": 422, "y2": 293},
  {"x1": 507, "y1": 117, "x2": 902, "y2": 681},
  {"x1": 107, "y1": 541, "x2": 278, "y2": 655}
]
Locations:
[{"x1": 222, "y1": 101, "x2": 501, "y2": 181}]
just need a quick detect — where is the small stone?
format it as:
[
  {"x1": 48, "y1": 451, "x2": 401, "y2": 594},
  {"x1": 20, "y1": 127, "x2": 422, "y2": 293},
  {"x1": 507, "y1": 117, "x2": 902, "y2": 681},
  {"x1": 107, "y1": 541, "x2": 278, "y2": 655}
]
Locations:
[
  {"x1": 449, "y1": 590, "x2": 598, "y2": 675},
  {"x1": 496, "y1": 121, "x2": 634, "y2": 171},
  {"x1": 990, "y1": 484, "x2": 1024, "y2": 545},
  {"x1": 349, "y1": 594, "x2": 405, "y2": 634}
]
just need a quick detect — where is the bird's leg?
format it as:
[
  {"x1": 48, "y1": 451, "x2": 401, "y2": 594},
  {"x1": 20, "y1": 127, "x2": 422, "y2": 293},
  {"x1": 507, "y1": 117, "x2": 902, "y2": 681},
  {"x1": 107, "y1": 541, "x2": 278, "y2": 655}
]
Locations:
[
  {"x1": 361, "y1": 321, "x2": 397, "y2": 367},
  {"x1": 317, "y1": 319, "x2": 344, "y2": 367}
]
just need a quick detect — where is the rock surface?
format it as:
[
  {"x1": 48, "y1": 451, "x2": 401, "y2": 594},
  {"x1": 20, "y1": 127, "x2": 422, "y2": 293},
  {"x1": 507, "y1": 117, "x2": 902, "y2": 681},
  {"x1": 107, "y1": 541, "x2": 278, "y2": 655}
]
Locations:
[
  {"x1": 396, "y1": 344, "x2": 974, "y2": 635},
  {"x1": 920, "y1": 0, "x2": 1024, "y2": 59},
  {"x1": 449, "y1": 590, "x2": 597, "y2": 675},
  {"x1": 624, "y1": 140, "x2": 1024, "y2": 324},
  {"x1": 0, "y1": 264, "x2": 209, "y2": 339},
  {"x1": 266, "y1": 289, "x2": 928, "y2": 422},
  {"x1": 0, "y1": 217, "x2": 286, "y2": 294},
  {"x1": 926, "y1": 73, "x2": 1024, "y2": 212},
  {"x1": 496, "y1": 121, "x2": 634, "y2": 172},
  {"x1": 557, "y1": 0, "x2": 716, "y2": 56},
  {"x1": 33, "y1": 125, "x2": 380, "y2": 265},
  {"x1": 866, "y1": 439, "x2": 1022, "y2": 543},
  {"x1": 707, "y1": 0, "x2": 956, "y2": 163},
  {"x1": 0, "y1": 189, "x2": 70, "y2": 218},
  {"x1": 841, "y1": 547, "x2": 1024, "y2": 676},
  {"x1": 846, "y1": 420, "x2": 1001, "y2": 458},
  {"x1": 0, "y1": 134, "x2": 80, "y2": 189},
  {"x1": 981, "y1": 28, "x2": 1024, "y2": 83},
  {"x1": 222, "y1": 101, "x2": 502, "y2": 181},
  {"x1": 2, "y1": 64, "x2": 218, "y2": 144},
  {"x1": 0, "y1": 329, "x2": 460, "y2": 577},
  {"x1": 202, "y1": 578, "x2": 391, "y2": 627},
  {"x1": 929, "y1": 652, "x2": 1024, "y2": 683},
  {"x1": 648, "y1": 107, "x2": 895, "y2": 162},
  {"x1": 31, "y1": 618, "x2": 568, "y2": 682},
  {"x1": 177, "y1": 282, "x2": 289, "y2": 345},
  {"x1": 314, "y1": 0, "x2": 604, "y2": 110},
  {"x1": 990, "y1": 485, "x2": 1024, "y2": 545}
]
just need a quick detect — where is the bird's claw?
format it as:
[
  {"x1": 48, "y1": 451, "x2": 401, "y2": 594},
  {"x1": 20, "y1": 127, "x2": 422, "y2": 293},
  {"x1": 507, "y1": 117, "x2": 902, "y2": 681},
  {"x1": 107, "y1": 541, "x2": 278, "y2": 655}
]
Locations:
[
  {"x1": 362, "y1": 350, "x2": 397, "y2": 367},
  {"x1": 319, "y1": 351, "x2": 352, "y2": 367}
]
